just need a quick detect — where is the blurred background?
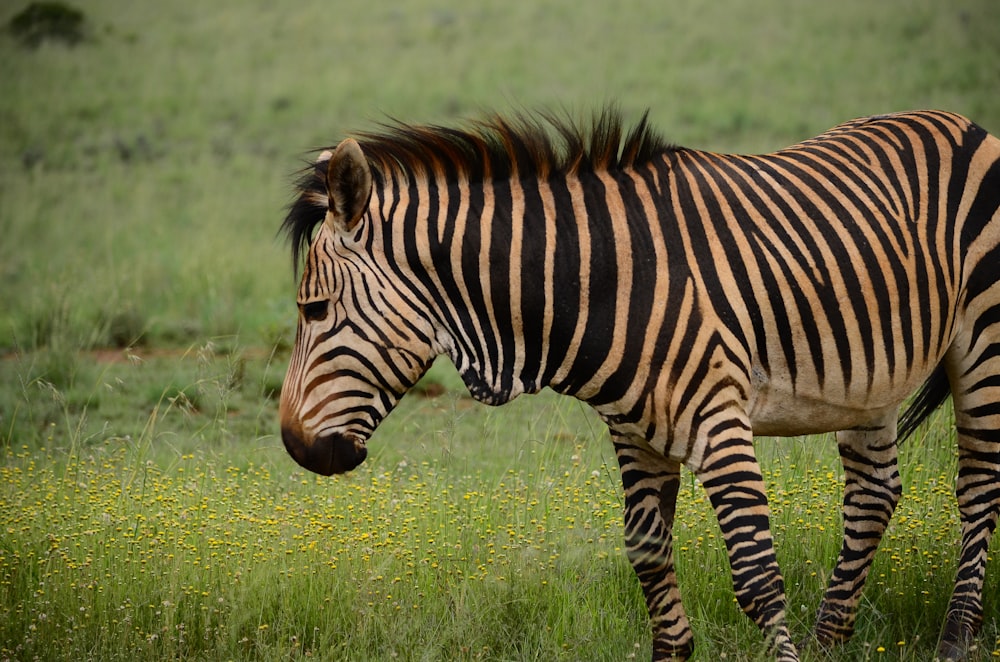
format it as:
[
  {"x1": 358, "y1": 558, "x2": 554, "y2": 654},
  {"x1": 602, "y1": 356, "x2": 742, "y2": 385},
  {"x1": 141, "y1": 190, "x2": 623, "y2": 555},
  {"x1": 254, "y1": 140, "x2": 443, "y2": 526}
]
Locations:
[
  {"x1": 2, "y1": 0, "x2": 1000, "y2": 448},
  {"x1": 3, "y1": 0, "x2": 998, "y2": 356}
]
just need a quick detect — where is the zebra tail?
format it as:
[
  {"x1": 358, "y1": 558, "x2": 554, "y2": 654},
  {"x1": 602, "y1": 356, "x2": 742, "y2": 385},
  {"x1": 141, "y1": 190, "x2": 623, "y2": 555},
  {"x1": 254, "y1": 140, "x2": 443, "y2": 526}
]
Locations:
[{"x1": 896, "y1": 365, "x2": 951, "y2": 443}]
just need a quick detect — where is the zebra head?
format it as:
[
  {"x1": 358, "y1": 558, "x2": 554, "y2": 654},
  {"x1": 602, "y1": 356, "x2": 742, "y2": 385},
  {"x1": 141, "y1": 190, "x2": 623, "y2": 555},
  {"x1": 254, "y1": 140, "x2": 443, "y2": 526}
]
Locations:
[{"x1": 279, "y1": 139, "x2": 439, "y2": 475}]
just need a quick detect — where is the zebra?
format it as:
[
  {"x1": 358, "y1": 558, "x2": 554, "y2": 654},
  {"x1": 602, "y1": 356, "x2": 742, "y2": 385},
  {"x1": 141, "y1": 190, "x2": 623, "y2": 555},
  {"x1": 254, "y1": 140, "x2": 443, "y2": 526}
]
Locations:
[{"x1": 278, "y1": 107, "x2": 1000, "y2": 660}]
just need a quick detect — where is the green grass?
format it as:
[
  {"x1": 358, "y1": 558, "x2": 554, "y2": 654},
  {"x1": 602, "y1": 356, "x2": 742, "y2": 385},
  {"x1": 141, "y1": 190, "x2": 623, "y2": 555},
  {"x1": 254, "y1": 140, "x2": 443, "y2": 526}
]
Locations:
[
  {"x1": 3, "y1": 389, "x2": 998, "y2": 660},
  {"x1": 3, "y1": 0, "x2": 1000, "y2": 659}
]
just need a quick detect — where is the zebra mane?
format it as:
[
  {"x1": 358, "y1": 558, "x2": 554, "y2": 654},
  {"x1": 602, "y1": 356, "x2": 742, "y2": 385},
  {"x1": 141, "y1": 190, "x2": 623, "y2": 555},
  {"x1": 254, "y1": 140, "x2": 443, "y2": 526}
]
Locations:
[{"x1": 282, "y1": 106, "x2": 674, "y2": 269}]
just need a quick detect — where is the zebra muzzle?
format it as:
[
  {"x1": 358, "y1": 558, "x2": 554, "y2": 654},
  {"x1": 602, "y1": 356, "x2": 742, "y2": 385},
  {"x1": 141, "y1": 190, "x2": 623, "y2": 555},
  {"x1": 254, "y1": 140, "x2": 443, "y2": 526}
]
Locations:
[{"x1": 281, "y1": 426, "x2": 368, "y2": 476}]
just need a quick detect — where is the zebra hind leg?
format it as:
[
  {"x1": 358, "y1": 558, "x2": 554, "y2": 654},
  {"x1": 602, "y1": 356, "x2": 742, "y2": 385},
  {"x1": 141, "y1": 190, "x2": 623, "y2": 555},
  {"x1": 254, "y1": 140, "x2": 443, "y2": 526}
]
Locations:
[
  {"x1": 939, "y1": 418, "x2": 1000, "y2": 659},
  {"x1": 613, "y1": 435, "x2": 694, "y2": 660},
  {"x1": 812, "y1": 418, "x2": 901, "y2": 647},
  {"x1": 938, "y1": 323, "x2": 1000, "y2": 660}
]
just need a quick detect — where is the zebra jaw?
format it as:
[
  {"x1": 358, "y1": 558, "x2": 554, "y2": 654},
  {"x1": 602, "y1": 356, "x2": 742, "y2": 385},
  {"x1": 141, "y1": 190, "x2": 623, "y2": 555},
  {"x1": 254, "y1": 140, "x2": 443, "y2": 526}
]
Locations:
[{"x1": 281, "y1": 426, "x2": 368, "y2": 476}]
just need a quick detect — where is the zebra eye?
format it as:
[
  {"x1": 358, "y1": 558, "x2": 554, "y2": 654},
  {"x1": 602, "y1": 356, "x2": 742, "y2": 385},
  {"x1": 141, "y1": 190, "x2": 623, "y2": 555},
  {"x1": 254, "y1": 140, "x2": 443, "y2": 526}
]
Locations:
[{"x1": 300, "y1": 300, "x2": 328, "y2": 322}]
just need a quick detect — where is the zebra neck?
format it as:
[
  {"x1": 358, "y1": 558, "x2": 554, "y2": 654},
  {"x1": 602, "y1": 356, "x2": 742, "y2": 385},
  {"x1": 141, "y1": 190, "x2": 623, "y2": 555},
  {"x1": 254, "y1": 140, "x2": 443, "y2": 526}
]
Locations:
[{"x1": 411, "y1": 168, "x2": 657, "y2": 409}]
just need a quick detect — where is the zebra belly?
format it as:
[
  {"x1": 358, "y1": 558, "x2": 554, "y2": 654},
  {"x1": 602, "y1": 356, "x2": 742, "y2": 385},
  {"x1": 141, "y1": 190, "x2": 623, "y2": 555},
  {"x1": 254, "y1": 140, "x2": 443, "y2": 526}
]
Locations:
[{"x1": 747, "y1": 383, "x2": 902, "y2": 437}]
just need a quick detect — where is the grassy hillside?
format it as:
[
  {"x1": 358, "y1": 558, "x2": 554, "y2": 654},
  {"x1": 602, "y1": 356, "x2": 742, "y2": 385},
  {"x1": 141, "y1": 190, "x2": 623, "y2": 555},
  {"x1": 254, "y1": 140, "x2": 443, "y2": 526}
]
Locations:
[{"x1": 2, "y1": 0, "x2": 998, "y2": 353}]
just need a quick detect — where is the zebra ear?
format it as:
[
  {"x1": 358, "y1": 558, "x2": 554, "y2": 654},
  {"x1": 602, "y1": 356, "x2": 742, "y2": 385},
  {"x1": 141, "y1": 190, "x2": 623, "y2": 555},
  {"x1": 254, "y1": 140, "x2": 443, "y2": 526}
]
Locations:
[{"x1": 325, "y1": 138, "x2": 372, "y2": 233}]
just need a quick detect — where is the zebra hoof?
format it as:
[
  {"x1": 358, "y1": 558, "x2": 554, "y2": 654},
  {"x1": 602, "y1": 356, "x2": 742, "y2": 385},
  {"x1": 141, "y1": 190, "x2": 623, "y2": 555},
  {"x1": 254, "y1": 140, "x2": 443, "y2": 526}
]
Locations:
[
  {"x1": 937, "y1": 637, "x2": 971, "y2": 661},
  {"x1": 938, "y1": 616, "x2": 979, "y2": 661},
  {"x1": 651, "y1": 637, "x2": 694, "y2": 661}
]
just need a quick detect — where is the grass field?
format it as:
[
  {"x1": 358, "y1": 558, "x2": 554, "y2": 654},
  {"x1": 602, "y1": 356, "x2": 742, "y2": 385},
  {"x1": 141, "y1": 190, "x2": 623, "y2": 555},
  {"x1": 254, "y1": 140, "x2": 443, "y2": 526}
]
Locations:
[{"x1": 3, "y1": 0, "x2": 1000, "y2": 659}]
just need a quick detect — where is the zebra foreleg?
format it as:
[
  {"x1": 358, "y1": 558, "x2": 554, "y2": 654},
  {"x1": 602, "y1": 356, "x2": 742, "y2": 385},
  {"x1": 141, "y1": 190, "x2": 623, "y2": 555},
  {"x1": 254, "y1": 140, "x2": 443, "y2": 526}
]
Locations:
[
  {"x1": 613, "y1": 436, "x2": 694, "y2": 660},
  {"x1": 696, "y1": 432, "x2": 799, "y2": 661},
  {"x1": 938, "y1": 426, "x2": 1000, "y2": 660},
  {"x1": 813, "y1": 420, "x2": 901, "y2": 647}
]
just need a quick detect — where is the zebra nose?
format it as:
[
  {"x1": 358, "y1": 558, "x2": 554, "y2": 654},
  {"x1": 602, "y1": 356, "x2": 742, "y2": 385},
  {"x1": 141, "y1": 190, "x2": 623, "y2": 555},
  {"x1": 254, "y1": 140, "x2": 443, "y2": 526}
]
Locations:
[{"x1": 281, "y1": 425, "x2": 367, "y2": 476}]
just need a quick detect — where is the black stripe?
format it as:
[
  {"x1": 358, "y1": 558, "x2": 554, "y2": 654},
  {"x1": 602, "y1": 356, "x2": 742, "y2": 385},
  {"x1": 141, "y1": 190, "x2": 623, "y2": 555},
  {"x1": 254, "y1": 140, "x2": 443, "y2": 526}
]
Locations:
[
  {"x1": 489, "y1": 177, "x2": 515, "y2": 395},
  {"x1": 552, "y1": 173, "x2": 618, "y2": 393},
  {"x1": 517, "y1": 177, "x2": 547, "y2": 391},
  {"x1": 454, "y1": 180, "x2": 492, "y2": 375},
  {"x1": 957, "y1": 124, "x2": 996, "y2": 248},
  {"x1": 592, "y1": 171, "x2": 659, "y2": 406},
  {"x1": 542, "y1": 175, "x2": 581, "y2": 386}
]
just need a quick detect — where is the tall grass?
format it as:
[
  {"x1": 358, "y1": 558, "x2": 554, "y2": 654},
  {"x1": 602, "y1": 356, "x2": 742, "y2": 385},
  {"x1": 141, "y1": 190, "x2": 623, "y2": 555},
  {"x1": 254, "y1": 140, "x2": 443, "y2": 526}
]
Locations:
[{"x1": 2, "y1": 362, "x2": 999, "y2": 660}]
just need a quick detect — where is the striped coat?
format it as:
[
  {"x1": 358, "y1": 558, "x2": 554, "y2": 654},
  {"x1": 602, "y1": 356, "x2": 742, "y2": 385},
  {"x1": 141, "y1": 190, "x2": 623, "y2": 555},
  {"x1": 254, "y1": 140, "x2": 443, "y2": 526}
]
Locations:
[{"x1": 279, "y1": 109, "x2": 1000, "y2": 660}]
